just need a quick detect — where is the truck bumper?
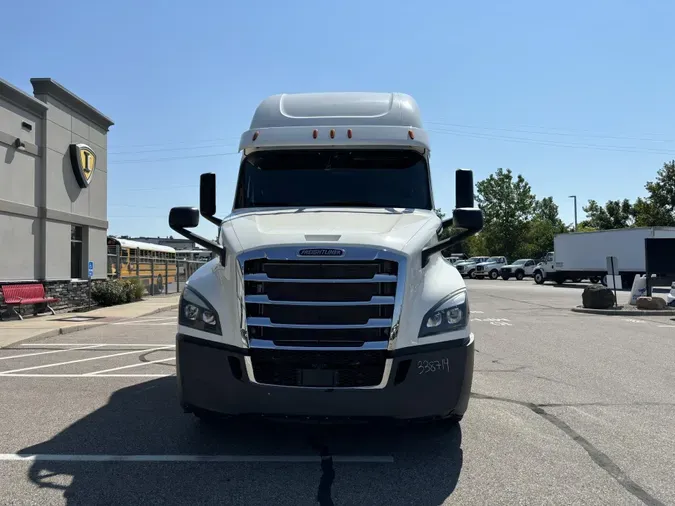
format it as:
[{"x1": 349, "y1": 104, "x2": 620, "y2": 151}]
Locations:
[{"x1": 176, "y1": 333, "x2": 474, "y2": 422}]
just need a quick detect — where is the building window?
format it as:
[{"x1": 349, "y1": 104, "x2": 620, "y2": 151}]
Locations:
[{"x1": 71, "y1": 225, "x2": 83, "y2": 279}]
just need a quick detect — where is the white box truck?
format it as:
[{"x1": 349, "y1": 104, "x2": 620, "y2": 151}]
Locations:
[
  {"x1": 533, "y1": 227, "x2": 675, "y2": 288},
  {"x1": 168, "y1": 92, "x2": 483, "y2": 425}
]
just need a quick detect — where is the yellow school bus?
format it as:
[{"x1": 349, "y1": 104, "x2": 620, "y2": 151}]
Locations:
[{"x1": 107, "y1": 237, "x2": 177, "y2": 294}]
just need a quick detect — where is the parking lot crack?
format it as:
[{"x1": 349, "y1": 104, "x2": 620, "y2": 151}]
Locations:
[{"x1": 471, "y1": 392, "x2": 666, "y2": 506}]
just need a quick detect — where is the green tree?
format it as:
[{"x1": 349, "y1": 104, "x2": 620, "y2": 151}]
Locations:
[
  {"x1": 579, "y1": 199, "x2": 634, "y2": 230},
  {"x1": 633, "y1": 161, "x2": 675, "y2": 226},
  {"x1": 524, "y1": 197, "x2": 570, "y2": 258},
  {"x1": 475, "y1": 168, "x2": 537, "y2": 259}
]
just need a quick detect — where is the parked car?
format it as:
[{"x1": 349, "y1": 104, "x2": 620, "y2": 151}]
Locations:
[
  {"x1": 474, "y1": 256, "x2": 508, "y2": 280},
  {"x1": 454, "y1": 256, "x2": 489, "y2": 278},
  {"x1": 500, "y1": 258, "x2": 537, "y2": 280}
]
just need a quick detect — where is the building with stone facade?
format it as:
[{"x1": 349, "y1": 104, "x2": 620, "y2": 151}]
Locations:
[{"x1": 0, "y1": 77, "x2": 113, "y2": 310}]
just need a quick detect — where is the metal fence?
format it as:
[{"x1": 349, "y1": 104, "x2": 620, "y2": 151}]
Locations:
[{"x1": 106, "y1": 249, "x2": 208, "y2": 296}]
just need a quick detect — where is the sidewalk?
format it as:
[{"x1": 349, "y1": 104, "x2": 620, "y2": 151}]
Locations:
[{"x1": 0, "y1": 294, "x2": 181, "y2": 348}]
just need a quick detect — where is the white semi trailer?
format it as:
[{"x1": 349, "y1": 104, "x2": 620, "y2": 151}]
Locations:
[
  {"x1": 533, "y1": 227, "x2": 675, "y2": 288},
  {"x1": 168, "y1": 92, "x2": 483, "y2": 425}
]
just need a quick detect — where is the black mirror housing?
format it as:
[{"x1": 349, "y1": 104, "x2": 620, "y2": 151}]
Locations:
[
  {"x1": 455, "y1": 168, "x2": 475, "y2": 209},
  {"x1": 169, "y1": 206, "x2": 200, "y2": 229},
  {"x1": 199, "y1": 173, "x2": 222, "y2": 226},
  {"x1": 452, "y1": 207, "x2": 483, "y2": 231},
  {"x1": 200, "y1": 173, "x2": 217, "y2": 217}
]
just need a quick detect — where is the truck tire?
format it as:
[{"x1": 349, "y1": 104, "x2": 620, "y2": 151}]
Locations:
[
  {"x1": 501, "y1": 274, "x2": 511, "y2": 280},
  {"x1": 469, "y1": 270, "x2": 477, "y2": 279},
  {"x1": 515, "y1": 270, "x2": 525, "y2": 281},
  {"x1": 589, "y1": 276, "x2": 600, "y2": 284},
  {"x1": 489, "y1": 269, "x2": 499, "y2": 280},
  {"x1": 534, "y1": 271, "x2": 545, "y2": 284}
]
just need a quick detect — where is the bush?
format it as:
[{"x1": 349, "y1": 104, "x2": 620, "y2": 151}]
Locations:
[
  {"x1": 91, "y1": 280, "x2": 127, "y2": 306},
  {"x1": 92, "y1": 278, "x2": 145, "y2": 306},
  {"x1": 123, "y1": 278, "x2": 145, "y2": 302}
]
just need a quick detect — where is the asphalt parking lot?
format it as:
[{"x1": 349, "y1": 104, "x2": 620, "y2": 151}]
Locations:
[{"x1": 0, "y1": 280, "x2": 673, "y2": 505}]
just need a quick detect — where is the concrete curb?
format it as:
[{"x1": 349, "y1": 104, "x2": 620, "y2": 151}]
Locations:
[
  {"x1": 571, "y1": 306, "x2": 675, "y2": 316},
  {"x1": 0, "y1": 303, "x2": 179, "y2": 349}
]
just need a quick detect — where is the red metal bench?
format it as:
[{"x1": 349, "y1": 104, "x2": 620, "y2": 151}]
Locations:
[{"x1": 0, "y1": 283, "x2": 59, "y2": 321}]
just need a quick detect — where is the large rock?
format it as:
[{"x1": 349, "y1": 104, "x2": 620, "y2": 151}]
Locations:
[
  {"x1": 636, "y1": 296, "x2": 667, "y2": 310},
  {"x1": 582, "y1": 284, "x2": 616, "y2": 309}
]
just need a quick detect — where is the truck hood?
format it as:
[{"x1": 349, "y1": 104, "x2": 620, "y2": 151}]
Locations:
[{"x1": 220, "y1": 207, "x2": 440, "y2": 254}]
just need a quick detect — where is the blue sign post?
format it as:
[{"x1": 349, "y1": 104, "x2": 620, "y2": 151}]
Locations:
[{"x1": 87, "y1": 261, "x2": 94, "y2": 309}]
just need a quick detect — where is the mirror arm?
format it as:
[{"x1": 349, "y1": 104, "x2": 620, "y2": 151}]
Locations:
[
  {"x1": 169, "y1": 223, "x2": 226, "y2": 266},
  {"x1": 422, "y1": 229, "x2": 476, "y2": 268},
  {"x1": 203, "y1": 215, "x2": 223, "y2": 227},
  {"x1": 436, "y1": 217, "x2": 453, "y2": 237}
]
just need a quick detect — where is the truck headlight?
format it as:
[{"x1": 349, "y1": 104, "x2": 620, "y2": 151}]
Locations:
[
  {"x1": 179, "y1": 287, "x2": 221, "y2": 335},
  {"x1": 419, "y1": 291, "x2": 468, "y2": 338}
]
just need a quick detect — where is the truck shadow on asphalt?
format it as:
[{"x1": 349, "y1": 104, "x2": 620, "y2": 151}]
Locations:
[{"x1": 17, "y1": 377, "x2": 463, "y2": 506}]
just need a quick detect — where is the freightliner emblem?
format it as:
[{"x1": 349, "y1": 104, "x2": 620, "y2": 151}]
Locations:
[{"x1": 298, "y1": 248, "x2": 345, "y2": 257}]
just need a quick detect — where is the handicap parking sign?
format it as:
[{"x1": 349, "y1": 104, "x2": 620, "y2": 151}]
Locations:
[{"x1": 88, "y1": 261, "x2": 94, "y2": 278}]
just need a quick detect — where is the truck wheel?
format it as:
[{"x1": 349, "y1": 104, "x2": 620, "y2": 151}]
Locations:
[
  {"x1": 501, "y1": 274, "x2": 510, "y2": 280},
  {"x1": 589, "y1": 276, "x2": 600, "y2": 284},
  {"x1": 601, "y1": 275, "x2": 607, "y2": 286},
  {"x1": 515, "y1": 270, "x2": 525, "y2": 281},
  {"x1": 573, "y1": 278, "x2": 582, "y2": 283},
  {"x1": 469, "y1": 270, "x2": 477, "y2": 279},
  {"x1": 489, "y1": 269, "x2": 499, "y2": 280},
  {"x1": 534, "y1": 271, "x2": 545, "y2": 284}
]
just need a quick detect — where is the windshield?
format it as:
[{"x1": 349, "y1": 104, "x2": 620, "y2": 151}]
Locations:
[
  {"x1": 513, "y1": 259, "x2": 528, "y2": 264},
  {"x1": 488, "y1": 257, "x2": 502, "y2": 262},
  {"x1": 233, "y1": 149, "x2": 432, "y2": 209}
]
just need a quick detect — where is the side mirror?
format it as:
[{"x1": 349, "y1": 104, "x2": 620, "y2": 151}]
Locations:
[
  {"x1": 455, "y1": 168, "x2": 475, "y2": 208},
  {"x1": 169, "y1": 206, "x2": 225, "y2": 265},
  {"x1": 452, "y1": 207, "x2": 483, "y2": 231},
  {"x1": 200, "y1": 173, "x2": 222, "y2": 226},
  {"x1": 422, "y1": 168, "x2": 484, "y2": 267},
  {"x1": 169, "y1": 207, "x2": 199, "y2": 229}
]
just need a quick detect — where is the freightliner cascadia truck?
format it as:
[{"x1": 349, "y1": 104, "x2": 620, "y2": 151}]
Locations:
[{"x1": 168, "y1": 92, "x2": 483, "y2": 425}]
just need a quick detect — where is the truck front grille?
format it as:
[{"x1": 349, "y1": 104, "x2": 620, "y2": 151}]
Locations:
[
  {"x1": 476, "y1": 265, "x2": 484, "y2": 272},
  {"x1": 249, "y1": 349, "x2": 386, "y2": 387},
  {"x1": 243, "y1": 258, "x2": 398, "y2": 346},
  {"x1": 241, "y1": 250, "x2": 402, "y2": 388}
]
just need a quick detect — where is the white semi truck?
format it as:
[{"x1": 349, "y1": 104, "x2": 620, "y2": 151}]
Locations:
[
  {"x1": 533, "y1": 227, "x2": 675, "y2": 288},
  {"x1": 168, "y1": 92, "x2": 483, "y2": 425}
]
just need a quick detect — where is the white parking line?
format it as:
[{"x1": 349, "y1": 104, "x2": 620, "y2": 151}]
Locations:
[
  {"x1": 84, "y1": 357, "x2": 176, "y2": 376},
  {"x1": 0, "y1": 346, "x2": 173, "y2": 375},
  {"x1": 0, "y1": 453, "x2": 394, "y2": 463},
  {"x1": 0, "y1": 374, "x2": 173, "y2": 378},
  {"x1": 0, "y1": 344, "x2": 106, "y2": 361},
  {"x1": 20, "y1": 343, "x2": 175, "y2": 348}
]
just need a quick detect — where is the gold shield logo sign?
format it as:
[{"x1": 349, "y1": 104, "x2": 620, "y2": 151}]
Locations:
[{"x1": 69, "y1": 143, "x2": 96, "y2": 189}]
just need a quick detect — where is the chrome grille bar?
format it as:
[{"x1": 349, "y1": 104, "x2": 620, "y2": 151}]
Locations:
[
  {"x1": 244, "y1": 273, "x2": 397, "y2": 283},
  {"x1": 244, "y1": 295, "x2": 395, "y2": 306}
]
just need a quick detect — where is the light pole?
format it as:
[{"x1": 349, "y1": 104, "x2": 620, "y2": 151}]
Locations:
[{"x1": 569, "y1": 195, "x2": 578, "y2": 231}]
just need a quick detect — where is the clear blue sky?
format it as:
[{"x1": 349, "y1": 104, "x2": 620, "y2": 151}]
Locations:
[{"x1": 4, "y1": 0, "x2": 675, "y2": 239}]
